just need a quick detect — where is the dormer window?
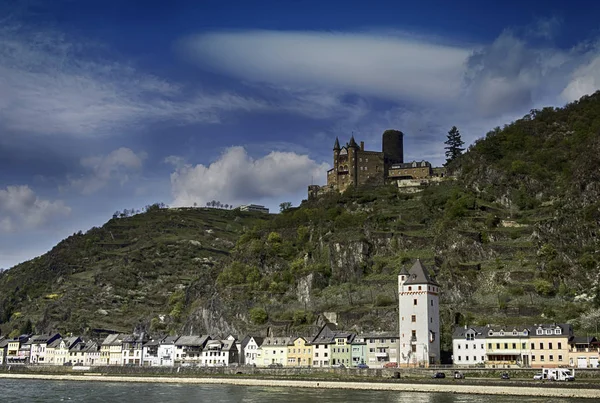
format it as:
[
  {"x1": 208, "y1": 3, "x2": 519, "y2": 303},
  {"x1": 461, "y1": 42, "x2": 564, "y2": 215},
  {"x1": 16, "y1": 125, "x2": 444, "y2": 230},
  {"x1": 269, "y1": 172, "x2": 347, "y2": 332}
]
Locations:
[
  {"x1": 546, "y1": 330, "x2": 552, "y2": 335},
  {"x1": 536, "y1": 329, "x2": 543, "y2": 335},
  {"x1": 488, "y1": 331, "x2": 493, "y2": 336},
  {"x1": 500, "y1": 331, "x2": 504, "y2": 336},
  {"x1": 412, "y1": 162, "x2": 417, "y2": 167},
  {"x1": 555, "y1": 329, "x2": 561, "y2": 335}
]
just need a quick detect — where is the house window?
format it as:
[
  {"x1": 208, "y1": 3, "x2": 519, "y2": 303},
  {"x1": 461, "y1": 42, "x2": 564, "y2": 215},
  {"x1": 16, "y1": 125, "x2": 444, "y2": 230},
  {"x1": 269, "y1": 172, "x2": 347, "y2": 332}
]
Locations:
[
  {"x1": 414, "y1": 299, "x2": 417, "y2": 305},
  {"x1": 457, "y1": 344, "x2": 461, "y2": 350},
  {"x1": 549, "y1": 343, "x2": 553, "y2": 350},
  {"x1": 465, "y1": 344, "x2": 468, "y2": 350},
  {"x1": 550, "y1": 355, "x2": 554, "y2": 361},
  {"x1": 531, "y1": 343, "x2": 534, "y2": 350},
  {"x1": 411, "y1": 345, "x2": 416, "y2": 352},
  {"x1": 522, "y1": 343, "x2": 526, "y2": 349},
  {"x1": 481, "y1": 356, "x2": 485, "y2": 361},
  {"x1": 411, "y1": 315, "x2": 416, "y2": 322},
  {"x1": 488, "y1": 343, "x2": 492, "y2": 349},
  {"x1": 458, "y1": 356, "x2": 461, "y2": 361},
  {"x1": 408, "y1": 286, "x2": 412, "y2": 291},
  {"x1": 512, "y1": 343, "x2": 516, "y2": 349},
  {"x1": 537, "y1": 329, "x2": 543, "y2": 335},
  {"x1": 504, "y1": 343, "x2": 508, "y2": 349},
  {"x1": 558, "y1": 355, "x2": 563, "y2": 361},
  {"x1": 555, "y1": 329, "x2": 561, "y2": 335},
  {"x1": 418, "y1": 286, "x2": 422, "y2": 291},
  {"x1": 496, "y1": 343, "x2": 500, "y2": 349},
  {"x1": 430, "y1": 300, "x2": 433, "y2": 306},
  {"x1": 540, "y1": 343, "x2": 544, "y2": 350},
  {"x1": 532, "y1": 355, "x2": 536, "y2": 361},
  {"x1": 411, "y1": 330, "x2": 416, "y2": 339},
  {"x1": 540, "y1": 355, "x2": 545, "y2": 361}
]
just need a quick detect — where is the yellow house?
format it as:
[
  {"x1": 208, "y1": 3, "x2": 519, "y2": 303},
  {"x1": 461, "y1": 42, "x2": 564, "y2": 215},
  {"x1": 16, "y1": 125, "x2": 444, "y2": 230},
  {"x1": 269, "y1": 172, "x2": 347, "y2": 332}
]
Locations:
[
  {"x1": 528, "y1": 324, "x2": 572, "y2": 368},
  {"x1": 484, "y1": 326, "x2": 530, "y2": 368},
  {"x1": 258, "y1": 337, "x2": 290, "y2": 367},
  {"x1": 287, "y1": 337, "x2": 312, "y2": 367},
  {"x1": 46, "y1": 338, "x2": 61, "y2": 365},
  {"x1": 101, "y1": 334, "x2": 125, "y2": 366},
  {"x1": 569, "y1": 336, "x2": 599, "y2": 368}
]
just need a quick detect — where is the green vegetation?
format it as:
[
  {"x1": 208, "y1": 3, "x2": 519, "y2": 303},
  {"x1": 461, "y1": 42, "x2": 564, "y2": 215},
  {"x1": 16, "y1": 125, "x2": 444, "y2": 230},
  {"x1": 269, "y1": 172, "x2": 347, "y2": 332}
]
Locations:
[{"x1": 1, "y1": 91, "x2": 600, "y2": 356}]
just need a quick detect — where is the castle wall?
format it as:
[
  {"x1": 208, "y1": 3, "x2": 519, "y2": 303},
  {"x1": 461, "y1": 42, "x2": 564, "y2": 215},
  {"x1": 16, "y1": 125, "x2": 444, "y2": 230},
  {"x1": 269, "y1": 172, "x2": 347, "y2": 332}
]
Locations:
[
  {"x1": 388, "y1": 166, "x2": 432, "y2": 180},
  {"x1": 355, "y1": 151, "x2": 384, "y2": 186}
]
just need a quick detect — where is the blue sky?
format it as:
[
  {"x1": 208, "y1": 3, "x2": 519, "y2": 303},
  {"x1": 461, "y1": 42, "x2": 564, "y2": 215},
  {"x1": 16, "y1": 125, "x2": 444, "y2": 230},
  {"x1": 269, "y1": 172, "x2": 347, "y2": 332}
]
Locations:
[{"x1": 1, "y1": 0, "x2": 600, "y2": 269}]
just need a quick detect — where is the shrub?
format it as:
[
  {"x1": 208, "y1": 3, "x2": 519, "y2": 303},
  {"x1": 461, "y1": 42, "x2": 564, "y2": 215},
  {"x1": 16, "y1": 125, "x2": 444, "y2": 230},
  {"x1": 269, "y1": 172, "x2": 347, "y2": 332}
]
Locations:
[{"x1": 249, "y1": 307, "x2": 268, "y2": 325}]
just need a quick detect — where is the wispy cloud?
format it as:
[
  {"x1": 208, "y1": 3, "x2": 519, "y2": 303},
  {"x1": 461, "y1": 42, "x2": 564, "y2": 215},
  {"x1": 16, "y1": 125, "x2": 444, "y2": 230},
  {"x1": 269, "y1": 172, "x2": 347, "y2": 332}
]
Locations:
[
  {"x1": 0, "y1": 25, "x2": 269, "y2": 137},
  {"x1": 69, "y1": 147, "x2": 147, "y2": 195}
]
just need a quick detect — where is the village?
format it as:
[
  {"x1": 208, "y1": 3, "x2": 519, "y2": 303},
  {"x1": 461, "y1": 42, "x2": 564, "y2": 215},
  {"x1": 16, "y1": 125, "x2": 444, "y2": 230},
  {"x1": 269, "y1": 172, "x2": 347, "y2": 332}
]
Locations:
[{"x1": 0, "y1": 260, "x2": 598, "y2": 371}]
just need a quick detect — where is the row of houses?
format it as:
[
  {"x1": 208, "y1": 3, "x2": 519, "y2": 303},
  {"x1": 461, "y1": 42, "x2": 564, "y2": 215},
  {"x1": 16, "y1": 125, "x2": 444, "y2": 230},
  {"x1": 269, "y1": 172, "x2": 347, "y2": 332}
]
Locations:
[
  {"x1": 453, "y1": 323, "x2": 600, "y2": 368},
  {"x1": 0, "y1": 324, "x2": 402, "y2": 369}
]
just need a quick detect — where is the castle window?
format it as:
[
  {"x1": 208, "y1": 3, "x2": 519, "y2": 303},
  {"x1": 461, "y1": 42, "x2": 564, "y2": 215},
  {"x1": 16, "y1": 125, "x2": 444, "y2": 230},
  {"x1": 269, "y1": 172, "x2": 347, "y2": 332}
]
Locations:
[
  {"x1": 359, "y1": 158, "x2": 362, "y2": 162},
  {"x1": 364, "y1": 166, "x2": 367, "y2": 171},
  {"x1": 365, "y1": 158, "x2": 368, "y2": 162}
]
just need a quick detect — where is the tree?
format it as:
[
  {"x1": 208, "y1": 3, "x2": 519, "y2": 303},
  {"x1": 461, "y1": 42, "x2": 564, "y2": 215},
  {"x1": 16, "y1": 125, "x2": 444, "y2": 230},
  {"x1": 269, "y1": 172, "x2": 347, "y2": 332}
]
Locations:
[
  {"x1": 444, "y1": 126, "x2": 464, "y2": 165},
  {"x1": 279, "y1": 202, "x2": 292, "y2": 213}
]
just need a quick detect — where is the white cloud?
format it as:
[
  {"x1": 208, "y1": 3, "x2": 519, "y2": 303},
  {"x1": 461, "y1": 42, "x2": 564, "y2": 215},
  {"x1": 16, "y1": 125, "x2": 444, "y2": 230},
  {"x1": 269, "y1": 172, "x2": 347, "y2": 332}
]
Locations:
[
  {"x1": 70, "y1": 147, "x2": 147, "y2": 194},
  {"x1": 0, "y1": 25, "x2": 268, "y2": 137},
  {"x1": 561, "y1": 54, "x2": 600, "y2": 101},
  {"x1": 0, "y1": 185, "x2": 71, "y2": 232},
  {"x1": 170, "y1": 147, "x2": 329, "y2": 207},
  {"x1": 178, "y1": 30, "x2": 471, "y2": 106}
]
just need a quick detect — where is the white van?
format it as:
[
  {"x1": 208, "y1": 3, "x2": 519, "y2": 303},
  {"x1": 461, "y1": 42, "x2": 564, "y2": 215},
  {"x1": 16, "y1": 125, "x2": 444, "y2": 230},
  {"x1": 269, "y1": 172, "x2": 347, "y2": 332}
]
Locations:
[{"x1": 540, "y1": 368, "x2": 575, "y2": 381}]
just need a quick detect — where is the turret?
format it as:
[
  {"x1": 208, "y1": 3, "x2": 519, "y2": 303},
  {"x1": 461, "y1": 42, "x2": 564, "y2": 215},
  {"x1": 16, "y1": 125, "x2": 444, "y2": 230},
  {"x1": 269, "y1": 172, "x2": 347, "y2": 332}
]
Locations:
[
  {"x1": 333, "y1": 137, "x2": 340, "y2": 151},
  {"x1": 348, "y1": 135, "x2": 359, "y2": 149}
]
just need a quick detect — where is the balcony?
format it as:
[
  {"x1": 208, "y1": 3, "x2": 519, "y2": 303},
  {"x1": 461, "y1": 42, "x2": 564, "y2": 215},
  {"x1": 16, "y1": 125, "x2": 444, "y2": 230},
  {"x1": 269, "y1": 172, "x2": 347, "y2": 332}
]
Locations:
[{"x1": 375, "y1": 352, "x2": 389, "y2": 358}]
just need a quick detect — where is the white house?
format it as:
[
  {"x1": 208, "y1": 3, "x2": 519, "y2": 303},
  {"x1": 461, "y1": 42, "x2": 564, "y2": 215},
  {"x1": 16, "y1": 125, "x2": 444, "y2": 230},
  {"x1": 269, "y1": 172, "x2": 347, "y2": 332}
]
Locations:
[
  {"x1": 174, "y1": 335, "x2": 209, "y2": 366},
  {"x1": 452, "y1": 326, "x2": 487, "y2": 366},
  {"x1": 157, "y1": 335, "x2": 179, "y2": 366},
  {"x1": 29, "y1": 333, "x2": 61, "y2": 365},
  {"x1": 83, "y1": 342, "x2": 101, "y2": 366},
  {"x1": 398, "y1": 259, "x2": 440, "y2": 367},
  {"x1": 200, "y1": 339, "x2": 239, "y2": 367},
  {"x1": 0, "y1": 337, "x2": 8, "y2": 365},
  {"x1": 240, "y1": 336, "x2": 263, "y2": 365},
  {"x1": 142, "y1": 338, "x2": 162, "y2": 367},
  {"x1": 54, "y1": 336, "x2": 82, "y2": 365},
  {"x1": 121, "y1": 333, "x2": 148, "y2": 366}
]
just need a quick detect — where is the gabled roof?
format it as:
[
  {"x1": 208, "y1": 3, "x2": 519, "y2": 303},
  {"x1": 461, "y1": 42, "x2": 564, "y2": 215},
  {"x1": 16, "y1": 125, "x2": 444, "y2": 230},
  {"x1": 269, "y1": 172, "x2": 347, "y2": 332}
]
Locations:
[
  {"x1": 63, "y1": 336, "x2": 82, "y2": 350},
  {"x1": 359, "y1": 332, "x2": 398, "y2": 339},
  {"x1": 260, "y1": 337, "x2": 291, "y2": 347},
  {"x1": 221, "y1": 339, "x2": 237, "y2": 351},
  {"x1": 334, "y1": 137, "x2": 341, "y2": 150},
  {"x1": 47, "y1": 338, "x2": 62, "y2": 348},
  {"x1": 348, "y1": 135, "x2": 359, "y2": 148},
  {"x1": 452, "y1": 326, "x2": 487, "y2": 338},
  {"x1": 159, "y1": 335, "x2": 179, "y2": 345},
  {"x1": 572, "y1": 336, "x2": 597, "y2": 345},
  {"x1": 175, "y1": 335, "x2": 210, "y2": 347},
  {"x1": 29, "y1": 333, "x2": 61, "y2": 344},
  {"x1": 403, "y1": 259, "x2": 437, "y2": 286},
  {"x1": 241, "y1": 336, "x2": 264, "y2": 349},
  {"x1": 102, "y1": 334, "x2": 125, "y2": 346}
]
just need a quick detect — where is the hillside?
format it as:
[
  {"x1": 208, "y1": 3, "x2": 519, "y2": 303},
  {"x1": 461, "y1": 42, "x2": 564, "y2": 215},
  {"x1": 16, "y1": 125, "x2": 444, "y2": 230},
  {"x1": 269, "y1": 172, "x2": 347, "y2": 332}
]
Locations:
[{"x1": 1, "y1": 92, "x2": 600, "y2": 353}]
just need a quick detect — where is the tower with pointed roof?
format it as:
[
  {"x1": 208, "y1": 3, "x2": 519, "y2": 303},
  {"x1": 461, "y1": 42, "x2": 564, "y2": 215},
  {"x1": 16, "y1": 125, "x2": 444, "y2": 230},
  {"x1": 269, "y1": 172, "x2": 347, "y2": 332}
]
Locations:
[{"x1": 398, "y1": 259, "x2": 440, "y2": 367}]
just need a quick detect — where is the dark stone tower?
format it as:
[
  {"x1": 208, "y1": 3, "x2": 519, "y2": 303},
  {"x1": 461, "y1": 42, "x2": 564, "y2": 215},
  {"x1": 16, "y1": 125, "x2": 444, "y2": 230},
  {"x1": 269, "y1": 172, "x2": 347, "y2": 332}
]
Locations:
[{"x1": 382, "y1": 129, "x2": 404, "y2": 171}]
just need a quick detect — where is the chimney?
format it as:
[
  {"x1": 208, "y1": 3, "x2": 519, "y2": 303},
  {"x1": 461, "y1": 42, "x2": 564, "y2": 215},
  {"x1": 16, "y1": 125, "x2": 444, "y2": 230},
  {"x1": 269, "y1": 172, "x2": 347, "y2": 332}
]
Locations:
[{"x1": 360, "y1": 141, "x2": 364, "y2": 151}]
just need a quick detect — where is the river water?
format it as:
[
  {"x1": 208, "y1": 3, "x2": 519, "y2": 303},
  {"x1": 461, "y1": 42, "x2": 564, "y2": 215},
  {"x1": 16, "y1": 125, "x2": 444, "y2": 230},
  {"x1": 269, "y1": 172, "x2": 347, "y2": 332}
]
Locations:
[{"x1": 0, "y1": 379, "x2": 589, "y2": 402}]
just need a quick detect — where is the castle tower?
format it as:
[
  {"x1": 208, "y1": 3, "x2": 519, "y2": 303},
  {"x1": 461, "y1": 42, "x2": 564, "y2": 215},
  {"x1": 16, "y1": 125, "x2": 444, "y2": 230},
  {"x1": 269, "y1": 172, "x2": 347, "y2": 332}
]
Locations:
[
  {"x1": 398, "y1": 259, "x2": 440, "y2": 367},
  {"x1": 348, "y1": 135, "x2": 359, "y2": 188},
  {"x1": 382, "y1": 130, "x2": 404, "y2": 173}
]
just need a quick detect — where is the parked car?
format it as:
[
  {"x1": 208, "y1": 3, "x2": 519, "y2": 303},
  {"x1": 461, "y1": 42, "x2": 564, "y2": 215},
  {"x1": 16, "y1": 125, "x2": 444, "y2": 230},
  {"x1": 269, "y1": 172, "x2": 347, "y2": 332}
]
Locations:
[
  {"x1": 533, "y1": 373, "x2": 543, "y2": 380},
  {"x1": 268, "y1": 363, "x2": 283, "y2": 368},
  {"x1": 357, "y1": 363, "x2": 369, "y2": 369},
  {"x1": 332, "y1": 363, "x2": 346, "y2": 369},
  {"x1": 383, "y1": 362, "x2": 398, "y2": 368},
  {"x1": 500, "y1": 372, "x2": 510, "y2": 380},
  {"x1": 431, "y1": 372, "x2": 446, "y2": 379},
  {"x1": 454, "y1": 371, "x2": 465, "y2": 379}
]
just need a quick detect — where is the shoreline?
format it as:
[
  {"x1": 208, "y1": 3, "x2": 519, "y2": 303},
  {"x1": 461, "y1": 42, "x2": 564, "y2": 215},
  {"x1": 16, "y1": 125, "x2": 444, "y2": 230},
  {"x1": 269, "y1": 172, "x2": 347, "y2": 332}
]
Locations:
[{"x1": 1, "y1": 373, "x2": 599, "y2": 399}]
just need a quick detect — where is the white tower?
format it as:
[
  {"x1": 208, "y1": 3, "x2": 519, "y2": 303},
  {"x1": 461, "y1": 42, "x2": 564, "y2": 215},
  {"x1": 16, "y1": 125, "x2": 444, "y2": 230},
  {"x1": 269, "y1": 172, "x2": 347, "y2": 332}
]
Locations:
[{"x1": 398, "y1": 259, "x2": 440, "y2": 367}]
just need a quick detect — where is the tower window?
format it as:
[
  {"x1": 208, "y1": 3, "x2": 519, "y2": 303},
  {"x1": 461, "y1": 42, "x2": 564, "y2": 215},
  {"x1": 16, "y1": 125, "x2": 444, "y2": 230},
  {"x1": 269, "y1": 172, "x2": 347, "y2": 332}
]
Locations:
[
  {"x1": 411, "y1": 315, "x2": 416, "y2": 322},
  {"x1": 413, "y1": 299, "x2": 417, "y2": 305}
]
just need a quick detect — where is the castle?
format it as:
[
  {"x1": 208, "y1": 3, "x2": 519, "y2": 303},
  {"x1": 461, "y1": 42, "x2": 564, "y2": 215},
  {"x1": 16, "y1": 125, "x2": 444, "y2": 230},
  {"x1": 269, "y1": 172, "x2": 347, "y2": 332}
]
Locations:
[{"x1": 309, "y1": 130, "x2": 444, "y2": 198}]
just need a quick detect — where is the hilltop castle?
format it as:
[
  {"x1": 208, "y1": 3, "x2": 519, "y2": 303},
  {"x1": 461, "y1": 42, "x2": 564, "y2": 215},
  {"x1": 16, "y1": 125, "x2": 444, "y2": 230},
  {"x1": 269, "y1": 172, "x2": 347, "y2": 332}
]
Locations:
[{"x1": 309, "y1": 130, "x2": 444, "y2": 198}]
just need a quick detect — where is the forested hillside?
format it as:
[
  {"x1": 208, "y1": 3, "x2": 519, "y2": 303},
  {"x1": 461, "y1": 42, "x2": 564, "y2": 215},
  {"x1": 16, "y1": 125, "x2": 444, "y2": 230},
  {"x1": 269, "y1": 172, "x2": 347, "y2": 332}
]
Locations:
[{"x1": 1, "y1": 92, "x2": 599, "y2": 354}]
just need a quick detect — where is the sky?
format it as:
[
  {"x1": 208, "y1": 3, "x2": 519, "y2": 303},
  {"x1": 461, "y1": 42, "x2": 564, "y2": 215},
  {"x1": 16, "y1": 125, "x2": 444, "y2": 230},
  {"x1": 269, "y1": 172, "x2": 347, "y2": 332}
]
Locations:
[{"x1": 1, "y1": 0, "x2": 600, "y2": 269}]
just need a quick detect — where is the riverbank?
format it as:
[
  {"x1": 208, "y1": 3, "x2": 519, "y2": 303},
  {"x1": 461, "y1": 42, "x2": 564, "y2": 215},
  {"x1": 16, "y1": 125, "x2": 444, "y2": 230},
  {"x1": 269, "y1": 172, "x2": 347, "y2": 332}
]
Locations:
[{"x1": 1, "y1": 373, "x2": 599, "y2": 399}]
